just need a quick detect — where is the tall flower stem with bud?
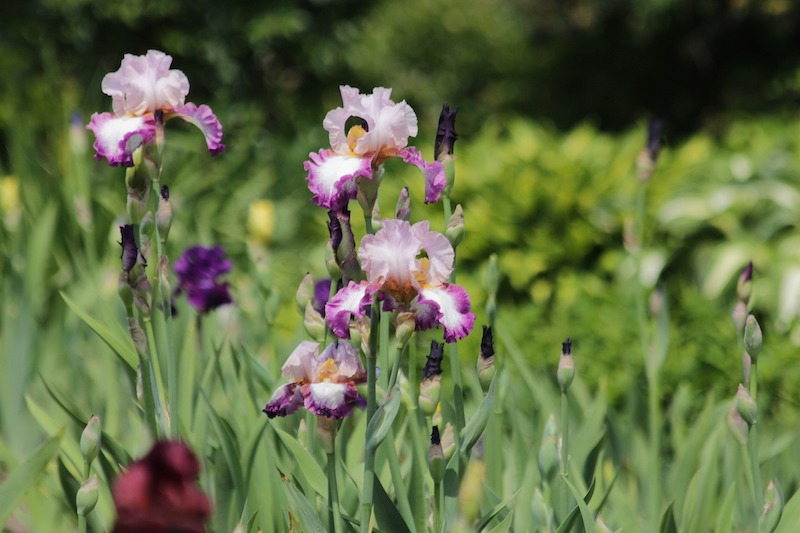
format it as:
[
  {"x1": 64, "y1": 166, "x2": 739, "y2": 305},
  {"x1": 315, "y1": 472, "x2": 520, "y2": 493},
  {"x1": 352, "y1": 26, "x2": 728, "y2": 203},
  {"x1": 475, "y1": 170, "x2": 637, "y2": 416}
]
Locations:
[
  {"x1": 557, "y1": 339, "x2": 575, "y2": 516},
  {"x1": 360, "y1": 298, "x2": 381, "y2": 533},
  {"x1": 743, "y1": 314, "x2": 764, "y2": 529}
]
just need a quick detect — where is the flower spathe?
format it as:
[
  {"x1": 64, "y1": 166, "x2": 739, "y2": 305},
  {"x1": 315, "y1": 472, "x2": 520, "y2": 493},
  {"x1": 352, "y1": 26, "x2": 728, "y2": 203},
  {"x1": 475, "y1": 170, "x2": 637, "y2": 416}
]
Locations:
[
  {"x1": 263, "y1": 341, "x2": 367, "y2": 419},
  {"x1": 326, "y1": 219, "x2": 475, "y2": 342},
  {"x1": 87, "y1": 50, "x2": 224, "y2": 166},
  {"x1": 305, "y1": 86, "x2": 446, "y2": 210}
]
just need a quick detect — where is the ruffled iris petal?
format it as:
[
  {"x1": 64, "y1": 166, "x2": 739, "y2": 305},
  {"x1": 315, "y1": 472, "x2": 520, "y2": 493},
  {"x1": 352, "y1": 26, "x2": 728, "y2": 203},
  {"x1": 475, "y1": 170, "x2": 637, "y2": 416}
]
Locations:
[
  {"x1": 319, "y1": 342, "x2": 366, "y2": 382},
  {"x1": 411, "y1": 220, "x2": 454, "y2": 285},
  {"x1": 400, "y1": 147, "x2": 446, "y2": 204},
  {"x1": 325, "y1": 281, "x2": 374, "y2": 339},
  {"x1": 304, "y1": 150, "x2": 373, "y2": 210},
  {"x1": 417, "y1": 284, "x2": 475, "y2": 342},
  {"x1": 359, "y1": 219, "x2": 423, "y2": 288},
  {"x1": 170, "y1": 103, "x2": 225, "y2": 155},
  {"x1": 87, "y1": 112, "x2": 156, "y2": 166},
  {"x1": 103, "y1": 50, "x2": 189, "y2": 116},
  {"x1": 304, "y1": 382, "x2": 365, "y2": 419},
  {"x1": 263, "y1": 383, "x2": 303, "y2": 418},
  {"x1": 281, "y1": 340, "x2": 322, "y2": 382}
]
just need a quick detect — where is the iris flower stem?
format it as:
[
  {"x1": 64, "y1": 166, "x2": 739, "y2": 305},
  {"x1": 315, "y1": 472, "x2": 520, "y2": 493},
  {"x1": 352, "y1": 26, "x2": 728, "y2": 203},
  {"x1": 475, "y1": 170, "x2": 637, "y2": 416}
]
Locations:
[
  {"x1": 749, "y1": 361, "x2": 762, "y2": 532},
  {"x1": 434, "y1": 479, "x2": 442, "y2": 533},
  {"x1": 150, "y1": 176, "x2": 178, "y2": 438},
  {"x1": 77, "y1": 514, "x2": 87, "y2": 533},
  {"x1": 360, "y1": 300, "x2": 381, "y2": 533},
  {"x1": 385, "y1": 427, "x2": 416, "y2": 531},
  {"x1": 143, "y1": 317, "x2": 168, "y2": 437},
  {"x1": 327, "y1": 446, "x2": 344, "y2": 533},
  {"x1": 560, "y1": 389, "x2": 570, "y2": 517},
  {"x1": 442, "y1": 195, "x2": 465, "y2": 441}
]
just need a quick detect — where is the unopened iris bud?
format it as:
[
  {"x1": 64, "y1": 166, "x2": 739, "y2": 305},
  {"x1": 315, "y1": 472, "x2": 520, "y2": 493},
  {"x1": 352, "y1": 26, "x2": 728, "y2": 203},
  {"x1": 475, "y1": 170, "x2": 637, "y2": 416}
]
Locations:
[
  {"x1": 744, "y1": 314, "x2": 763, "y2": 362},
  {"x1": 118, "y1": 271, "x2": 134, "y2": 314},
  {"x1": 80, "y1": 415, "x2": 102, "y2": 466},
  {"x1": 395, "y1": 187, "x2": 411, "y2": 222},
  {"x1": 637, "y1": 118, "x2": 663, "y2": 181},
  {"x1": 295, "y1": 273, "x2": 314, "y2": 314},
  {"x1": 477, "y1": 326, "x2": 495, "y2": 392},
  {"x1": 557, "y1": 338, "x2": 575, "y2": 394},
  {"x1": 760, "y1": 480, "x2": 783, "y2": 533},
  {"x1": 395, "y1": 311, "x2": 416, "y2": 350},
  {"x1": 420, "y1": 341, "x2": 444, "y2": 415},
  {"x1": 531, "y1": 488, "x2": 553, "y2": 532},
  {"x1": 428, "y1": 426, "x2": 446, "y2": 483},
  {"x1": 156, "y1": 185, "x2": 172, "y2": 241},
  {"x1": 303, "y1": 301, "x2": 326, "y2": 341},
  {"x1": 119, "y1": 225, "x2": 138, "y2": 273},
  {"x1": 435, "y1": 104, "x2": 458, "y2": 162},
  {"x1": 732, "y1": 300, "x2": 748, "y2": 336},
  {"x1": 76, "y1": 475, "x2": 99, "y2": 516},
  {"x1": 538, "y1": 414, "x2": 558, "y2": 480},
  {"x1": 736, "y1": 384, "x2": 757, "y2": 427},
  {"x1": 727, "y1": 400, "x2": 748, "y2": 446},
  {"x1": 327, "y1": 208, "x2": 360, "y2": 281},
  {"x1": 138, "y1": 212, "x2": 153, "y2": 261},
  {"x1": 441, "y1": 422, "x2": 456, "y2": 461},
  {"x1": 316, "y1": 416, "x2": 336, "y2": 455},
  {"x1": 446, "y1": 204, "x2": 465, "y2": 248},
  {"x1": 737, "y1": 261, "x2": 753, "y2": 304},
  {"x1": 432, "y1": 403, "x2": 443, "y2": 427},
  {"x1": 325, "y1": 242, "x2": 343, "y2": 280}
]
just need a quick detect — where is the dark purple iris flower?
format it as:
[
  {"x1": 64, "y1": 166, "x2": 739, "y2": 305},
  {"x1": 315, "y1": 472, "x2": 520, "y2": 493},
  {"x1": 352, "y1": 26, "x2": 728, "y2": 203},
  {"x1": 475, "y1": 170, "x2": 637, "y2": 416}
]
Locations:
[
  {"x1": 173, "y1": 246, "x2": 233, "y2": 314},
  {"x1": 313, "y1": 279, "x2": 332, "y2": 317}
]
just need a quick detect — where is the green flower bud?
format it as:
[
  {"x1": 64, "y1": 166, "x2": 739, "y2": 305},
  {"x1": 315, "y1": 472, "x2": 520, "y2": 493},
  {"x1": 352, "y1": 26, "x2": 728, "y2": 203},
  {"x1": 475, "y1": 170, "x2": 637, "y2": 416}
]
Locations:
[
  {"x1": 303, "y1": 301, "x2": 326, "y2": 342},
  {"x1": 760, "y1": 480, "x2": 783, "y2": 533},
  {"x1": 736, "y1": 384, "x2": 757, "y2": 427},
  {"x1": 445, "y1": 204, "x2": 465, "y2": 248},
  {"x1": 76, "y1": 475, "x2": 99, "y2": 516},
  {"x1": 295, "y1": 273, "x2": 314, "y2": 314},
  {"x1": 441, "y1": 422, "x2": 456, "y2": 461},
  {"x1": 732, "y1": 300, "x2": 747, "y2": 337},
  {"x1": 80, "y1": 415, "x2": 102, "y2": 466},
  {"x1": 737, "y1": 261, "x2": 753, "y2": 304},
  {"x1": 726, "y1": 399, "x2": 748, "y2": 446},
  {"x1": 531, "y1": 488, "x2": 553, "y2": 532},
  {"x1": 428, "y1": 426, "x2": 445, "y2": 483},
  {"x1": 395, "y1": 312, "x2": 416, "y2": 350},
  {"x1": 477, "y1": 326, "x2": 495, "y2": 392},
  {"x1": 325, "y1": 242, "x2": 343, "y2": 281},
  {"x1": 419, "y1": 375, "x2": 441, "y2": 417},
  {"x1": 316, "y1": 416, "x2": 336, "y2": 455},
  {"x1": 744, "y1": 314, "x2": 763, "y2": 362},
  {"x1": 156, "y1": 185, "x2": 172, "y2": 242},
  {"x1": 118, "y1": 271, "x2": 134, "y2": 314},
  {"x1": 557, "y1": 338, "x2": 575, "y2": 394}
]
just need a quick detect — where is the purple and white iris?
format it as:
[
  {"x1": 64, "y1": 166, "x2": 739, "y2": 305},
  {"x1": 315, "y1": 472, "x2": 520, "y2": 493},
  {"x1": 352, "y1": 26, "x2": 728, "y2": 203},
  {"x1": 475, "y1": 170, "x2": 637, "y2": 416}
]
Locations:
[
  {"x1": 305, "y1": 86, "x2": 445, "y2": 211},
  {"x1": 326, "y1": 219, "x2": 474, "y2": 343},
  {"x1": 87, "y1": 50, "x2": 224, "y2": 166},
  {"x1": 263, "y1": 341, "x2": 367, "y2": 419}
]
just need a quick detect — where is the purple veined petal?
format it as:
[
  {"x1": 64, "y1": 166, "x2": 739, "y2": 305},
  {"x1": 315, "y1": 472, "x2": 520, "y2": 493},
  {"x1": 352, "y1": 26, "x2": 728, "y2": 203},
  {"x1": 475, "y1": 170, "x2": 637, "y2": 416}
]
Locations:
[
  {"x1": 417, "y1": 284, "x2": 475, "y2": 342},
  {"x1": 263, "y1": 383, "x2": 304, "y2": 418},
  {"x1": 355, "y1": 88, "x2": 417, "y2": 155},
  {"x1": 323, "y1": 341, "x2": 366, "y2": 382},
  {"x1": 304, "y1": 382, "x2": 365, "y2": 419},
  {"x1": 170, "y1": 103, "x2": 225, "y2": 155},
  {"x1": 103, "y1": 50, "x2": 190, "y2": 116},
  {"x1": 281, "y1": 340, "x2": 321, "y2": 382},
  {"x1": 86, "y1": 112, "x2": 157, "y2": 167},
  {"x1": 359, "y1": 219, "x2": 423, "y2": 289},
  {"x1": 399, "y1": 147, "x2": 446, "y2": 204},
  {"x1": 325, "y1": 281, "x2": 375, "y2": 339},
  {"x1": 304, "y1": 149, "x2": 372, "y2": 210}
]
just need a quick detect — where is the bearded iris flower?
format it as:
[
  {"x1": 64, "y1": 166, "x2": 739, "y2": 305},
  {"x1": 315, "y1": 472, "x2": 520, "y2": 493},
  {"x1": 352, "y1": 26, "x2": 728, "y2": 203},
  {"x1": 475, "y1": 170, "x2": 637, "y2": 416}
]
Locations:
[
  {"x1": 326, "y1": 219, "x2": 474, "y2": 342},
  {"x1": 173, "y1": 246, "x2": 232, "y2": 314},
  {"x1": 263, "y1": 340, "x2": 367, "y2": 419},
  {"x1": 305, "y1": 86, "x2": 445, "y2": 211},
  {"x1": 87, "y1": 50, "x2": 224, "y2": 166}
]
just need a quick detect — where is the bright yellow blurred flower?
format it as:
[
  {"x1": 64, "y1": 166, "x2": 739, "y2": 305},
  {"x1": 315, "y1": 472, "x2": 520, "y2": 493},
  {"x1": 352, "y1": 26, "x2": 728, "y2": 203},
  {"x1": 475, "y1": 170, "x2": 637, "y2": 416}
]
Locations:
[
  {"x1": 0, "y1": 176, "x2": 21, "y2": 230},
  {"x1": 247, "y1": 199, "x2": 275, "y2": 243}
]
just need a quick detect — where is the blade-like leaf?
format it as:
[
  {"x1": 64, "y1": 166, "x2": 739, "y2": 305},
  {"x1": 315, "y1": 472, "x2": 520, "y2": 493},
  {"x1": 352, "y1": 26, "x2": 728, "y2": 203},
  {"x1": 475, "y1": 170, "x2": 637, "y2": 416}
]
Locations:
[
  {"x1": 366, "y1": 386, "x2": 401, "y2": 452},
  {"x1": 555, "y1": 476, "x2": 596, "y2": 533},
  {"x1": 0, "y1": 431, "x2": 63, "y2": 525},
  {"x1": 775, "y1": 489, "x2": 800, "y2": 533},
  {"x1": 714, "y1": 484, "x2": 735, "y2": 533},
  {"x1": 373, "y1": 474, "x2": 412, "y2": 533},
  {"x1": 460, "y1": 377, "x2": 495, "y2": 454},
  {"x1": 280, "y1": 470, "x2": 326, "y2": 532},
  {"x1": 273, "y1": 426, "x2": 327, "y2": 498},
  {"x1": 582, "y1": 432, "x2": 607, "y2": 486},
  {"x1": 660, "y1": 502, "x2": 677, "y2": 533},
  {"x1": 476, "y1": 489, "x2": 520, "y2": 532},
  {"x1": 561, "y1": 474, "x2": 597, "y2": 533}
]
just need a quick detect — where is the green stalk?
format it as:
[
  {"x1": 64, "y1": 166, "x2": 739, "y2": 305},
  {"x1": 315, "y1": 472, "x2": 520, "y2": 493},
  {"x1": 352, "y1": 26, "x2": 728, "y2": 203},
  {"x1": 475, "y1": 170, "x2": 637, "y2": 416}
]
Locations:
[
  {"x1": 359, "y1": 299, "x2": 381, "y2": 533},
  {"x1": 434, "y1": 480, "x2": 442, "y2": 533},
  {"x1": 327, "y1": 446, "x2": 344, "y2": 533},
  {"x1": 647, "y1": 370, "x2": 661, "y2": 525},
  {"x1": 442, "y1": 196, "x2": 465, "y2": 439},
  {"x1": 143, "y1": 317, "x2": 168, "y2": 437},
  {"x1": 749, "y1": 360, "x2": 762, "y2": 532},
  {"x1": 77, "y1": 514, "x2": 86, "y2": 533},
  {"x1": 385, "y1": 428, "x2": 416, "y2": 531},
  {"x1": 560, "y1": 389, "x2": 570, "y2": 516}
]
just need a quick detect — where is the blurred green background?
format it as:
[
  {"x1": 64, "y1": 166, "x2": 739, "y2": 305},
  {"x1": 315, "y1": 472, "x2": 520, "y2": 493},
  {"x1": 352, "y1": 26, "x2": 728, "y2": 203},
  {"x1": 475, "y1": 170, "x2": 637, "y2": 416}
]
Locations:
[{"x1": 3, "y1": 0, "x2": 800, "y2": 527}]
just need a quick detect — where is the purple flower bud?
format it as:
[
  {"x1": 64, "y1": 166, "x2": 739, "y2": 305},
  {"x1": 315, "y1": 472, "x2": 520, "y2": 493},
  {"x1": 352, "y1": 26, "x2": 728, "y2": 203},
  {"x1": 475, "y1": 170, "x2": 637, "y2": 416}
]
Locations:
[
  {"x1": 120, "y1": 225, "x2": 138, "y2": 272},
  {"x1": 646, "y1": 119, "x2": 663, "y2": 161},
  {"x1": 173, "y1": 246, "x2": 233, "y2": 314},
  {"x1": 431, "y1": 425, "x2": 441, "y2": 446},
  {"x1": 422, "y1": 341, "x2": 445, "y2": 380},
  {"x1": 313, "y1": 279, "x2": 333, "y2": 318},
  {"x1": 480, "y1": 325, "x2": 494, "y2": 361},
  {"x1": 435, "y1": 105, "x2": 458, "y2": 161}
]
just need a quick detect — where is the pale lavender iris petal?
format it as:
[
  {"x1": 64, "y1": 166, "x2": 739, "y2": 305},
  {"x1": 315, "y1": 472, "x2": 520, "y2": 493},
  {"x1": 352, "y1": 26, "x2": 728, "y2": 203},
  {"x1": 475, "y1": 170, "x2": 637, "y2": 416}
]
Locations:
[
  {"x1": 400, "y1": 147, "x2": 446, "y2": 204},
  {"x1": 86, "y1": 112, "x2": 156, "y2": 167},
  {"x1": 322, "y1": 86, "x2": 363, "y2": 152},
  {"x1": 411, "y1": 220, "x2": 454, "y2": 285},
  {"x1": 359, "y1": 219, "x2": 422, "y2": 287},
  {"x1": 304, "y1": 382, "x2": 365, "y2": 419},
  {"x1": 325, "y1": 281, "x2": 374, "y2": 339},
  {"x1": 102, "y1": 50, "x2": 189, "y2": 115},
  {"x1": 304, "y1": 149, "x2": 373, "y2": 210},
  {"x1": 281, "y1": 340, "x2": 321, "y2": 382},
  {"x1": 170, "y1": 103, "x2": 226, "y2": 155},
  {"x1": 417, "y1": 284, "x2": 475, "y2": 342},
  {"x1": 328, "y1": 342, "x2": 366, "y2": 381},
  {"x1": 263, "y1": 383, "x2": 303, "y2": 418},
  {"x1": 355, "y1": 88, "x2": 417, "y2": 155}
]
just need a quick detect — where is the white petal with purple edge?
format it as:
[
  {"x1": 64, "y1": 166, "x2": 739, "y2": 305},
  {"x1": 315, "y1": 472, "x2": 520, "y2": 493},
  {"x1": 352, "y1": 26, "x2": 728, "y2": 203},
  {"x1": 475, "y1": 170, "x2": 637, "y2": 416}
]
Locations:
[
  {"x1": 417, "y1": 284, "x2": 475, "y2": 342},
  {"x1": 86, "y1": 112, "x2": 156, "y2": 166},
  {"x1": 305, "y1": 150, "x2": 372, "y2": 209},
  {"x1": 325, "y1": 281, "x2": 374, "y2": 339},
  {"x1": 305, "y1": 382, "x2": 362, "y2": 418},
  {"x1": 170, "y1": 103, "x2": 225, "y2": 155}
]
